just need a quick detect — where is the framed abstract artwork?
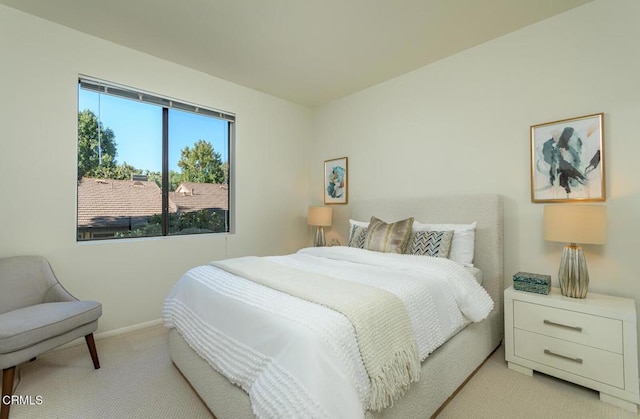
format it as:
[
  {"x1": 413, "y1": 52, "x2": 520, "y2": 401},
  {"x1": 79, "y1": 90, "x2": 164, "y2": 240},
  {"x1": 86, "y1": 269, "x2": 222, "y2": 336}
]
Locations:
[
  {"x1": 530, "y1": 113, "x2": 605, "y2": 202},
  {"x1": 324, "y1": 157, "x2": 348, "y2": 204}
]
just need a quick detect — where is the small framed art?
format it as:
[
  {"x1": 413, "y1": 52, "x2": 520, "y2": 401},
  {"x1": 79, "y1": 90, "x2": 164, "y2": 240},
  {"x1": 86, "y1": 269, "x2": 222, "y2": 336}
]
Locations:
[
  {"x1": 324, "y1": 157, "x2": 348, "y2": 204},
  {"x1": 530, "y1": 113, "x2": 605, "y2": 202}
]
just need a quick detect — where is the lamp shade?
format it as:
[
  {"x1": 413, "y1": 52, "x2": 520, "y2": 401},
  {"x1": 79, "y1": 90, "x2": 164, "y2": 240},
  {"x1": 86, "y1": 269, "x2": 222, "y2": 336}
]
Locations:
[
  {"x1": 543, "y1": 205, "x2": 606, "y2": 245},
  {"x1": 308, "y1": 206, "x2": 332, "y2": 227}
]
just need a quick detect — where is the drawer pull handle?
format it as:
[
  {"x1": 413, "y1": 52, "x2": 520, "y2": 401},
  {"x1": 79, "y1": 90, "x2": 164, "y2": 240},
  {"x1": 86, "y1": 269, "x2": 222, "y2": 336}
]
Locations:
[
  {"x1": 543, "y1": 319, "x2": 583, "y2": 332},
  {"x1": 544, "y1": 349, "x2": 583, "y2": 364}
]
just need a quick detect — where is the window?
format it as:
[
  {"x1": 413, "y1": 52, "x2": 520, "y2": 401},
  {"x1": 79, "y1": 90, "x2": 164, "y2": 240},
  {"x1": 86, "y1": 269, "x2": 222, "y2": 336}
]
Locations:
[{"x1": 77, "y1": 77, "x2": 234, "y2": 241}]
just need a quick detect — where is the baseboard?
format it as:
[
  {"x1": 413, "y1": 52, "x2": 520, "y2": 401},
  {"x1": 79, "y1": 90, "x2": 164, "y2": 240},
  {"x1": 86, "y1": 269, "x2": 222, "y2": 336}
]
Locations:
[{"x1": 53, "y1": 318, "x2": 163, "y2": 351}]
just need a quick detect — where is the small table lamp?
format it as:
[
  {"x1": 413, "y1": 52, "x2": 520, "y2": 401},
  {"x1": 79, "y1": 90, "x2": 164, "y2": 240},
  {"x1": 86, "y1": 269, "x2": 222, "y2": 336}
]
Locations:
[
  {"x1": 543, "y1": 205, "x2": 607, "y2": 298},
  {"x1": 308, "y1": 206, "x2": 332, "y2": 247}
]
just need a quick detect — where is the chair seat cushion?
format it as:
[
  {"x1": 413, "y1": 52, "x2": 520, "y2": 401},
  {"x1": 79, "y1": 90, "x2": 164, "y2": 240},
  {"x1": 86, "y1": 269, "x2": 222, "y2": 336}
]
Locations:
[{"x1": 0, "y1": 301, "x2": 102, "y2": 354}]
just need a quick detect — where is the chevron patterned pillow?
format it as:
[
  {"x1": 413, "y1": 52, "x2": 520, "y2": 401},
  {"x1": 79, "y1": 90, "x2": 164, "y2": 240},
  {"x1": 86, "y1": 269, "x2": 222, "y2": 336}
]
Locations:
[
  {"x1": 348, "y1": 224, "x2": 367, "y2": 248},
  {"x1": 408, "y1": 230, "x2": 454, "y2": 257}
]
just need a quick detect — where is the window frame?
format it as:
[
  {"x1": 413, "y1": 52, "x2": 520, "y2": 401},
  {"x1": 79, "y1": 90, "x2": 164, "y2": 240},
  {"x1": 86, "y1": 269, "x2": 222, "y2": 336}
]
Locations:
[{"x1": 77, "y1": 76, "x2": 235, "y2": 241}]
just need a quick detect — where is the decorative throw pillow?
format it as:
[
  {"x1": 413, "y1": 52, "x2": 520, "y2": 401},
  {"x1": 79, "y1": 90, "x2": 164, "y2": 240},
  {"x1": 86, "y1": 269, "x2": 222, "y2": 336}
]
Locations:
[
  {"x1": 407, "y1": 230, "x2": 454, "y2": 257},
  {"x1": 348, "y1": 224, "x2": 367, "y2": 248},
  {"x1": 364, "y1": 216, "x2": 414, "y2": 254},
  {"x1": 413, "y1": 221, "x2": 477, "y2": 266}
]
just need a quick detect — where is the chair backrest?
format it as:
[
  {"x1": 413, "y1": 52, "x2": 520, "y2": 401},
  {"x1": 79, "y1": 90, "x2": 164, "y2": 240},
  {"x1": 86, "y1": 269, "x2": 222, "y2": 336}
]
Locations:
[{"x1": 0, "y1": 255, "x2": 62, "y2": 314}]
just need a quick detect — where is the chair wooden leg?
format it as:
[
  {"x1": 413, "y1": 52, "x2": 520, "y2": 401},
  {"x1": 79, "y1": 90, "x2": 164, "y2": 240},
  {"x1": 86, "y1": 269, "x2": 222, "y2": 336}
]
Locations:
[
  {"x1": 1, "y1": 366, "x2": 15, "y2": 419},
  {"x1": 85, "y1": 334, "x2": 100, "y2": 370}
]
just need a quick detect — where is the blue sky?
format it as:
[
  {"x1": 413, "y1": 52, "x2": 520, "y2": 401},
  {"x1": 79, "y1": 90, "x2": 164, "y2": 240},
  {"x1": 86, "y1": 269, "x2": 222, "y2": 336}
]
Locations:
[{"x1": 79, "y1": 89, "x2": 228, "y2": 173}]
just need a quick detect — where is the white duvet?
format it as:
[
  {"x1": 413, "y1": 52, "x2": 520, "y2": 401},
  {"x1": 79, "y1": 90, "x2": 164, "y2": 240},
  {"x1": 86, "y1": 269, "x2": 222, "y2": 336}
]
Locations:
[{"x1": 163, "y1": 246, "x2": 494, "y2": 419}]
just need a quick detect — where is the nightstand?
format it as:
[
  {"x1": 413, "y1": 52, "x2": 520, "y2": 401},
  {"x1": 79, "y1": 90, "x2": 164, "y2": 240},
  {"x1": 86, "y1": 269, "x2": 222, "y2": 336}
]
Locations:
[{"x1": 505, "y1": 286, "x2": 640, "y2": 412}]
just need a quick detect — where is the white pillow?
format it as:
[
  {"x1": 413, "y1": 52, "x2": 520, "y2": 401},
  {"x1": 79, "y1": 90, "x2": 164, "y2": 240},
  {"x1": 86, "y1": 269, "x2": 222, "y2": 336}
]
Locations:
[
  {"x1": 349, "y1": 219, "x2": 369, "y2": 228},
  {"x1": 414, "y1": 221, "x2": 477, "y2": 267}
]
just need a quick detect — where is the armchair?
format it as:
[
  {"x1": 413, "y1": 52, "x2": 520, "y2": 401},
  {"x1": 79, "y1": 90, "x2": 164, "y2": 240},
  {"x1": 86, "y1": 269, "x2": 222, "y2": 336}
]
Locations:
[{"x1": 0, "y1": 256, "x2": 102, "y2": 419}]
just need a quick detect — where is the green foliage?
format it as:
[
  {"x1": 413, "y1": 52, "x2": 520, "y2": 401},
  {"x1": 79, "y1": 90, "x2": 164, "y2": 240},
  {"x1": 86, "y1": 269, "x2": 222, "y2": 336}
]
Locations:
[
  {"x1": 91, "y1": 161, "x2": 143, "y2": 181},
  {"x1": 170, "y1": 210, "x2": 227, "y2": 233},
  {"x1": 114, "y1": 216, "x2": 162, "y2": 238},
  {"x1": 177, "y1": 140, "x2": 226, "y2": 184},
  {"x1": 77, "y1": 109, "x2": 118, "y2": 180},
  {"x1": 144, "y1": 170, "x2": 162, "y2": 188},
  {"x1": 169, "y1": 170, "x2": 181, "y2": 191},
  {"x1": 221, "y1": 162, "x2": 229, "y2": 184},
  {"x1": 115, "y1": 210, "x2": 227, "y2": 238}
]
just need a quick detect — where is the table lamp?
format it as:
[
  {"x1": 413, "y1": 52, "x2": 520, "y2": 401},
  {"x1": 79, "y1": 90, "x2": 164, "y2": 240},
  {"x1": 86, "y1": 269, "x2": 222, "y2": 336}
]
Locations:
[
  {"x1": 308, "y1": 206, "x2": 332, "y2": 247},
  {"x1": 543, "y1": 205, "x2": 606, "y2": 298}
]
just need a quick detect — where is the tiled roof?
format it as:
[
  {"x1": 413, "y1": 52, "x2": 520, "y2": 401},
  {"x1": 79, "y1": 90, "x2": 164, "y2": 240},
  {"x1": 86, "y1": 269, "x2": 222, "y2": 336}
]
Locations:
[
  {"x1": 77, "y1": 178, "x2": 228, "y2": 228},
  {"x1": 171, "y1": 182, "x2": 229, "y2": 213},
  {"x1": 77, "y1": 178, "x2": 162, "y2": 228}
]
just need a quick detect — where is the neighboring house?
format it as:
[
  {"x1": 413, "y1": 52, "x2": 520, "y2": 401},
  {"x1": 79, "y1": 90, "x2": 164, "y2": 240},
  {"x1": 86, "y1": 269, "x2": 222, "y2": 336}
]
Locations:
[
  {"x1": 77, "y1": 177, "x2": 229, "y2": 239},
  {"x1": 171, "y1": 182, "x2": 229, "y2": 214},
  {"x1": 170, "y1": 182, "x2": 230, "y2": 235}
]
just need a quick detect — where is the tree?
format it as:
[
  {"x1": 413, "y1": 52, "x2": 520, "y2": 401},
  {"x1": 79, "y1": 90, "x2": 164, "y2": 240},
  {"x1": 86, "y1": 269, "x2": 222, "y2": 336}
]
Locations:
[
  {"x1": 145, "y1": 170, "x2": 162, "y2": 188},
  {"x1": 177, "y1": 140, "x2": 225, "y2": 184},
  {"x1": 169, "y1": 170, "x2": 181, "y2": 191},
  {"x1": 77, "y1": 109, "x2": 118, "y2": 180},
  {"x1": 221, "y1": 162, "x2": 229, "y2": 184},
  {"x1": 91, "y1": 161, "x2": 142, "y2": 181}
]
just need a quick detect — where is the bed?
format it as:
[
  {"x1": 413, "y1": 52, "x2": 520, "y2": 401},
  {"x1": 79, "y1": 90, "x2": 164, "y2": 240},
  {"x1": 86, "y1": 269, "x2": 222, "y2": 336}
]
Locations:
[{"x1": 164, "y1": 194, "x2": 504, "y2": 418}]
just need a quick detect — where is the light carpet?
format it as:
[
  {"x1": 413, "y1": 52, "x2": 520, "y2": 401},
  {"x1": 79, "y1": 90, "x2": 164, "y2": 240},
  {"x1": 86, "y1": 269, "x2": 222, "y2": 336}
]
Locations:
[
  {"x1": 6, "y1": 325, "x2": 638, "y2": 418},
  {"x1": 8, "y1": 326, "x2": 211, "y2": 419}
]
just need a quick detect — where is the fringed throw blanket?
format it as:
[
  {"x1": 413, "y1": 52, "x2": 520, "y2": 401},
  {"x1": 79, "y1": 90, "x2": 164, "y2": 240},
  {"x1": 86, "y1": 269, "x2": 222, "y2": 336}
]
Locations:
[{"x1": 211, "y1": 256, "x2": 420, "y2": 411}]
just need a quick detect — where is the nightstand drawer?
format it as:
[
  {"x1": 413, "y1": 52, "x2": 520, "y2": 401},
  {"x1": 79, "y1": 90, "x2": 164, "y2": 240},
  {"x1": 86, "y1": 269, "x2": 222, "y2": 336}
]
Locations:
[
  {"x1": 514, "y1": 300, "x2": 623, "y2": 353},
  {"x1": 514, "y1": 329, "x2": 624, "y2": 388}
]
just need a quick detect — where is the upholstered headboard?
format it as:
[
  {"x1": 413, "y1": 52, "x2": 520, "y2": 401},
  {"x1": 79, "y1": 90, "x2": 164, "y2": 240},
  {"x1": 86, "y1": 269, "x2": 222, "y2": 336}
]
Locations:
[{"x1": 350, "y1": 194, "x2": 504, "y2": 322}]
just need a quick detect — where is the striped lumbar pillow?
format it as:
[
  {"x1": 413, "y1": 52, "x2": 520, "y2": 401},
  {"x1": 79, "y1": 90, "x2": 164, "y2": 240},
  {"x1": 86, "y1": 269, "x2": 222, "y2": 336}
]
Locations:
[{"x1": 364, "y1": 216, "x2": 414, "y2": 254}]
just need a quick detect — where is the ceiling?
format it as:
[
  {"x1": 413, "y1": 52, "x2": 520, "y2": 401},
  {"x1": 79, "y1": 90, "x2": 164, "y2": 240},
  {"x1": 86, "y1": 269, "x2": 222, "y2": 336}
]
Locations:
[{"x1": 1, "y1": 0, "x2": 593, "y2": 107}]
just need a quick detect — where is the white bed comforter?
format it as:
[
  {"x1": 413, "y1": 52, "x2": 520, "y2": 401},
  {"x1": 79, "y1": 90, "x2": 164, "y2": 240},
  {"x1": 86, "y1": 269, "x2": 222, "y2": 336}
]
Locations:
[{"x1": 163, "y1": 247, "x2": 494, "y2": 419}]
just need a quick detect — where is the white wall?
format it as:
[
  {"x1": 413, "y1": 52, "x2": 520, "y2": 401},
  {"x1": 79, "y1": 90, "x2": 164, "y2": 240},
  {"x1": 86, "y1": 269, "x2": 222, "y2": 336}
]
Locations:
[
  {"x1": 0, "y1": 5, "x2": 312, "y2": 333},
  {"x1": 2, "y1": 0, "x2": 639, "y2": 342},
  {"x1": 313, "y1": 0, "x2": 640, "y2": 303}
]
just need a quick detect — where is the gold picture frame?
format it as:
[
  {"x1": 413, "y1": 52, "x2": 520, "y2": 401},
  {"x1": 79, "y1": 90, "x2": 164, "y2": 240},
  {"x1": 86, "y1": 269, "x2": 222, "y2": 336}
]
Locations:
[
  {"x1": 530, "y1": 113, "x2": 605, "y2": 203},
  {"x1": 324, "y1": 157, "x2": 348, "y2": 205}
]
